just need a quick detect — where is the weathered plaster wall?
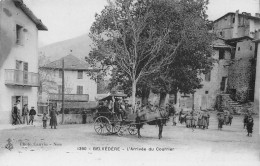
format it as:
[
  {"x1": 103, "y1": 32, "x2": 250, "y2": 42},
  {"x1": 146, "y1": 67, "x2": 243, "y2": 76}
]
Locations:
[
  {"x1": 0, "y1": 0, "x2": 39, "y2": 124},
  {"x1": 227, "y1": 40, "x2": 255, "y2": 102}
]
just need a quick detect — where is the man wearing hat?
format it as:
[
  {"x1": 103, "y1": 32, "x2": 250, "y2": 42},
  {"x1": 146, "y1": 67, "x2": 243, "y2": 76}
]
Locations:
[
  {"x1": 29, "y1": 106, "x2": 36, "y2": 125},
  {"x1": 22, "y1": 104, "x2": 29, "y2": 125},
  {"x1": 12, "y1": 103, "x2": 18, "y2": 125}
]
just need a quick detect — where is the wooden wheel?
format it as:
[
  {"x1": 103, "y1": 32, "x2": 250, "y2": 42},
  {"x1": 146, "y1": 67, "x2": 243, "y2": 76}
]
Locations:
[
  {"x1": 94, "y1": 116, "x2": 110, "y2": 135},
  {"x1": 128, "y1": 124, "x2": 137, "y2": 135},
  {"x1": 106, "y1": 121, "x2": 121, "y2": 134}
]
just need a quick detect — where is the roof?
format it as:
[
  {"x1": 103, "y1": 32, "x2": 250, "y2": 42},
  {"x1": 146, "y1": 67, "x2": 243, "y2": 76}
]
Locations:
[
  {"x1": 12, "y1": 0, "x2": 48, "y2": 30},
  {"x1": 41, "y1": 55, "x2": 92, "y2": 71},
  {"x1": 225, "y1": 36, "x2": 253, "y2": 43},
  {"x1": 214, "y1": 12, "x2": 260, "y2": 23},
  {"x1": 212, "y1": 38, "x2": 234, "y2": 49}
]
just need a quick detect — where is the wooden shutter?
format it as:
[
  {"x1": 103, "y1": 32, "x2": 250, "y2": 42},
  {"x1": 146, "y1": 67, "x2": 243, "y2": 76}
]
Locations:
[
  {"x1": 11, "y1": 96, "x2": 16, "y2": 109},
  {"x1": 23, "y1": 62, "x2": 28, "y2": 84},
  {"x1": 16, "y1": 60, "x2": 20, "y2": 70},
  {"x1": 80, "y1": 86, "x2": 83, "y2": 94}
]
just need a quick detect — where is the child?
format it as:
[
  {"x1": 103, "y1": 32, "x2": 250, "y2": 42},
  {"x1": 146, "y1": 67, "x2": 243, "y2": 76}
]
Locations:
[
  {"x1": 42, "y1": 113, "x2": 48, "y2": 129},
  {"x1": 246, "y1": 115, "x2": 254, "y2": 137}
]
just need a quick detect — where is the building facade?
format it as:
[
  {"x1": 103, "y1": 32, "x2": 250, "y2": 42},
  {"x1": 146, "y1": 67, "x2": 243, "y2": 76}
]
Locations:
[
  {"x1": 193, "y1": 39, "x2": 232, "y2": 110},
  {"x1": 0, "y1": 0, "x2": 47, "y2": 124},
  {"x1": 39, "y1": 55, "x2": 97, "y2": 112},
  {"x1": 179, "y1": 11, "x2": 260, "y2": 111}
]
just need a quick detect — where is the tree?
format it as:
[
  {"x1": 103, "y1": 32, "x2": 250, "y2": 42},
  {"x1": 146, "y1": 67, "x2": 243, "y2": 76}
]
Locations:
[
  {"x1": 39, "y1": 55, "x2": 74, "y2": 95},
  {"x1": 87, "y1": 0, "x2": 214, "y2": 108}
]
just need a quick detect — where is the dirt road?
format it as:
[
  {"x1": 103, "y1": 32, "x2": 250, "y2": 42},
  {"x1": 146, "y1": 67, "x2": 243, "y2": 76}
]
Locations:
[{"x1": 0, "y1": 113, "x2": 259, "y2": 166}]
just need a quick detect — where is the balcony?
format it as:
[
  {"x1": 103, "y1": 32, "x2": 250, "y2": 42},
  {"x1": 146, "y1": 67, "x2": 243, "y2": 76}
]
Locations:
[
  {"x1": 5, "y1": 69, "x2": 39, "y2": 87},
  {"x1": 49, "y1": 93, "x2": 89, "y2": 102}
]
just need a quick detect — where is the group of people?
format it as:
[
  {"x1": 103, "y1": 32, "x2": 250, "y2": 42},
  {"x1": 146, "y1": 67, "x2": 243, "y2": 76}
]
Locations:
[
  {"x1": 12, "y1": 100, "x2": 36, "y2": 125},
  {"x1": 178, "y1": 109, "x2": 210, "y2": 129},
  {"x1": 217, "y1": 111, "x2": 233, "y2": 130},
  {"x1": 42, "y1": 106, "x2": 59, "y2": 129},
  {"x1": 98, "y1": 98, "x2": 130, "y2": 120},
  {"x1": 12, "y1": 100, "x2": 59, "y2": 129}
]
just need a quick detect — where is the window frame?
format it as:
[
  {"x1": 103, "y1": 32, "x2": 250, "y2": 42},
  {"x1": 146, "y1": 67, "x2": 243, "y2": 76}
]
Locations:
[
  {"x1": 77, "y1": 70, "x2": 83, "y2": 79},
  {"x1": 16, "y1": 24, "x2": 23, "y2": 45},
  {"x1": 77, "y1": 86, "x2": 83, "y2": 94}
]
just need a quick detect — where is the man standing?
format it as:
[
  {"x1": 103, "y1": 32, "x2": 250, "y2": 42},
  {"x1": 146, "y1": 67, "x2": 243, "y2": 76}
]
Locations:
[
  {"x1": 246, "y1": 114, "x2": 254, "y2": 137},
  {"x1": 217, "y1": 112, "x2": 224, "y2": 130},
  {"x1": 29, "y1": 106, "x2": 36, "y2": 125},
  {"x1": 16, "y1": 100, "x2": 22, "y2": 124},
  {"x1": 12, "y1": 103, "x2": 18, "y2": 125},
  {"x1": 22, "y1": 104, "x2": 29, "y2": 125}
]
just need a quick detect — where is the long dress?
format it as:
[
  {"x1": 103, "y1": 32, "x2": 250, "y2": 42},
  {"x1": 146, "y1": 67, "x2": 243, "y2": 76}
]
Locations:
[{"x1": 50, "y1": 109, "x2": 58, "y2": 128}]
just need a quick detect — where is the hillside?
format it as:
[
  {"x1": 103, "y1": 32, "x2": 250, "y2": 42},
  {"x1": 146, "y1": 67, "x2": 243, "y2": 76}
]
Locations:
[{"x1": 39, "y1": 34, "x2": 93, "y2": 63}]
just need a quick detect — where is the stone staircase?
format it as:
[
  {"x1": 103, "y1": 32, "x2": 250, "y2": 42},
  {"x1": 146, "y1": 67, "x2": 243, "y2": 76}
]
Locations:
[{"x1": 219, "y1": 94, "x2": 243, "y2": 114}]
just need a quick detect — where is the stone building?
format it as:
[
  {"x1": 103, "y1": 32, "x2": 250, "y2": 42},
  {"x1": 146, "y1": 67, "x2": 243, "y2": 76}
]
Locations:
[
  {"x1": 0, "y1": 0, "x2": 47, "y2": 124},
  {"x1": 193, "y1": 39, "x2": 233, "y2": 110},
  {"x1": 178, "y1": 11, "x2": 260, "y2": 111}
]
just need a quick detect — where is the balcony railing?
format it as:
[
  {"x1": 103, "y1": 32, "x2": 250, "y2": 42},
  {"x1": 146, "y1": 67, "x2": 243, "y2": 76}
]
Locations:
[
  {"x1": 49, "y1": 93, "x2": 89, "y2": 102},
  {"x1": 5, "y1": 69, "x2": 39, "y2": 87}
]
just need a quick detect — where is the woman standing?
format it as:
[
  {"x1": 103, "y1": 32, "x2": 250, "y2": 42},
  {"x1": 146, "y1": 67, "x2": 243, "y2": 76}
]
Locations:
[{"x1": 50, "y1": 107, "x2": 59, "y2": 129}]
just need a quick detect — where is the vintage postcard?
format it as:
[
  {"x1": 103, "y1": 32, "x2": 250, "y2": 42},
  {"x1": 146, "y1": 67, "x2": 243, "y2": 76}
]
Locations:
[{"x1": 0, "y1": 0, "x2": 259, "y2": 166}]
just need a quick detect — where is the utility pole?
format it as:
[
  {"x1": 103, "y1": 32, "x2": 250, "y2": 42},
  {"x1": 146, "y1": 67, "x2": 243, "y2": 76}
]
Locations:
[{"x1": 61, "y1": 58, "x2": 65, "y2": 124}]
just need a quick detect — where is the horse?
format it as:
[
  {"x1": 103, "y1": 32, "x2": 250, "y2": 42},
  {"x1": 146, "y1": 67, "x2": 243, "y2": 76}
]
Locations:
[{"x1": 135, "y1": 105, "x2": 170, "y2": 139}]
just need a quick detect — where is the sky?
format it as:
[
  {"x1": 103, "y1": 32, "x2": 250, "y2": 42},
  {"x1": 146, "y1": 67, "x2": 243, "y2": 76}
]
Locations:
[{"x1": 23, "y1": 0, "x2": 260, "y2": 47}]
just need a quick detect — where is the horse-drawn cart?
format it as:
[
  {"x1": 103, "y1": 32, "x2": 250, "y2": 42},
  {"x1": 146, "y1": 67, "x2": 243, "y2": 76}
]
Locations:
[
  {"x1": 93, "y1": 92, "x2": 170, "y2": 139},
  {"x1": 93, "y1": 93, "x2": 138, "y2": 136}
]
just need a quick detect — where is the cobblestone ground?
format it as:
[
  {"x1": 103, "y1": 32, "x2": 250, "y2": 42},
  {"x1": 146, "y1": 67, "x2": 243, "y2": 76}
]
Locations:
[{"x1": 0, "y1": 113, "x2": 259, "y2": 166}]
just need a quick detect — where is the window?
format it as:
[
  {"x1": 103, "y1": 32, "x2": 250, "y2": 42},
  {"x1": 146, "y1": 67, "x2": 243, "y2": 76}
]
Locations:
[
  {"x1": 220, "y1": 31, "x2": 222, "y2": 36},
  {"x1": 77, "y1": 86, "x2": 83, "y2": 94},
  {"x1": 238, "y1": 47, "x2": 240, "y2": 51},
  {"x1": 205, "y1": 91, "x2": 209, "y2": 94},
  {"x1": 78, "y1": 70, "x2": 83, "y2": 79},
  {"x1": 205, "y1": 71, "x2": 211, "y2": 82},
  {"x1": 16, "y1": 24, "x2": 23, "y2": 45},
  {"x1": 250, "y1": 46, "x2": 253, "y2": 50},
  {"x1": 58, "y1": 85, "x2": 62, "y2": 94},
  {"x1": 59, "y1": 70, "x2": 62, "y2": 78},
  {"x1": 219, "y1": 49, "x2": 225, "y2": 59},
  {"x1": 233, "y1": 17, "x2": 235, "y2": 23}
]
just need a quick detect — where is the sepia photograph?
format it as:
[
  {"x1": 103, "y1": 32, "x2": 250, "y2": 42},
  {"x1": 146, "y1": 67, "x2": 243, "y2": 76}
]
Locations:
[{"x1": 0, "y1": 0, "x2": 259, "y2": 166}]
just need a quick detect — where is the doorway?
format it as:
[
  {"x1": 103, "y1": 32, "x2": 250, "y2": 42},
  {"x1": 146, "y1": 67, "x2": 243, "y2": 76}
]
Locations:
[{"x1": 220, "y1": 77, "x2": 227, "y2": 92}]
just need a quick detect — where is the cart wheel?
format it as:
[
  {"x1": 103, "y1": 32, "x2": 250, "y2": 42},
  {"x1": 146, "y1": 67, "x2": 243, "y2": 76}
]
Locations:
[
  {"x1": 106, "y1": 121, "x2": 121, "y2": 134},
  {"x1": 128, "y1": 124, "x2": 137, "y2": 135},
  {"x1": 117, "y1": 130, "x2": 124, "y2": 137},
  {"x1": 94, "y1": 116, "x2": 110, "y2": 135}
]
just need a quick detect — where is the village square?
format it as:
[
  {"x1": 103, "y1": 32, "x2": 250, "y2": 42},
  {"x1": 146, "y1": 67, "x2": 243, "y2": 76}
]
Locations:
[{"x1": 0, "y1": 0, "x2": 260, "y2": 166}]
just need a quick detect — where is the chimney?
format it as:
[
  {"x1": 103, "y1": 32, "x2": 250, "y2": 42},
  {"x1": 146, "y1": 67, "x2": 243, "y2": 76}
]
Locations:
[{"x1": 233, "y1": 10, "x2": 239, "y2": 38}]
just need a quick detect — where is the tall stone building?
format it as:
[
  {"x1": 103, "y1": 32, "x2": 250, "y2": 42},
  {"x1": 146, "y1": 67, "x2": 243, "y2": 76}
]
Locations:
[{"x1": 180, "y1": 11, "x2": 260, "y2": 111}]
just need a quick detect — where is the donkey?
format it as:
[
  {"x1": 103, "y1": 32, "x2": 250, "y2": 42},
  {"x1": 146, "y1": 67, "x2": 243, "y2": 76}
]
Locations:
[{"x1": 135, "y1": 105, "x2": 169, "y2": 139}]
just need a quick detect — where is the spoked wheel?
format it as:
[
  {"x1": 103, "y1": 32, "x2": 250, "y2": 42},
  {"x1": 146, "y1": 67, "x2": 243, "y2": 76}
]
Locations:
[
  {"x1": 94, "y1": 116, "x2": 110, "y2": 135},
  {"x1": 106, "y1": 121, "x2": 121, "y2": 134},
  {"x1": 128, "y1": 124, "x2": 137, "y2": 135}
]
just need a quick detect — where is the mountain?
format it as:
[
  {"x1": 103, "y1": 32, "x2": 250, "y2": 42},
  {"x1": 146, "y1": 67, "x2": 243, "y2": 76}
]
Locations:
[{"x1": 39, "y1": 34, "x2": 93, "y2": 63}]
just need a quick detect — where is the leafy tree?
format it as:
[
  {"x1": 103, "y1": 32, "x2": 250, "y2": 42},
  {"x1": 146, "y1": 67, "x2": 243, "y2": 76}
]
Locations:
[{"x1": 87, "y1": 0, "x2": 214, "y2": 108}]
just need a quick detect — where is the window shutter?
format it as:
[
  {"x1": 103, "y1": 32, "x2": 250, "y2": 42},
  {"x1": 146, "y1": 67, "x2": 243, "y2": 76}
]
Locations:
[
  {"x1": 23, "y1": 62, "x2": 28, "y2": 84},
  {"x1": 80, "y1": 86, "x2": 83, "y2": 94}
]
